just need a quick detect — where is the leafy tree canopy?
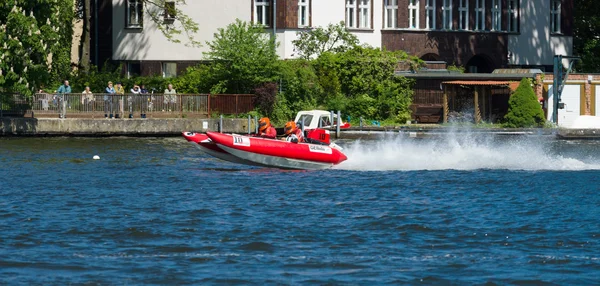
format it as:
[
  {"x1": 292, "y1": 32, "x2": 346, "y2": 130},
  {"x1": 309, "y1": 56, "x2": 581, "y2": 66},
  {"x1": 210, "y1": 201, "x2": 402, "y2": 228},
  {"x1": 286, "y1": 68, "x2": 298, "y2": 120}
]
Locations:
[
  {"x1": 292, "y1": 21, "x2": 359, "y2": 59},
  {"x1": 203, "y1": 19, "x2": 279, "y2": 94},
  {"x1": 0, "y1": 0, "x2": 74, "y2": 95},
  {"x1": 574, "y1": 0, "x2": 600, "y2": 72}
]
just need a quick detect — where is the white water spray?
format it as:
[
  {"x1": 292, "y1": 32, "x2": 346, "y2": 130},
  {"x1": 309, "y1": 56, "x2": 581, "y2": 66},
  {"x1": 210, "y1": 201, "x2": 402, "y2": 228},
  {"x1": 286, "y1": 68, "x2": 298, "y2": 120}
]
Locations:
[{"x1": 336, "y1": 134, "x2": 600, "y2": 171}]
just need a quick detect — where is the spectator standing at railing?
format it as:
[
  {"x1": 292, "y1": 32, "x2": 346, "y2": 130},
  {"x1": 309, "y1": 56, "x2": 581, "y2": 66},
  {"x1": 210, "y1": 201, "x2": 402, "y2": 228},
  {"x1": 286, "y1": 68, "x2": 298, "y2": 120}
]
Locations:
[
  {"x1": 163, "y1": 83, "x2": 176, "y2": 112},
  {"x1": 129, "y1": 85, "x2": 141, "y2": 118},
  {"x1": 104, "y1": 81, "x2": 115, "y2": 118},
  {"x1": 55, "y1": 80, "x2": 71, "y2": 118},
  {"x1": 38, "y1": 89, "x2": 51, "y2": 111},
  {"x1": 140, "y1": 84, "x2": 149, "y2": 118},
  {"x1": 81, "y1": 86, "x2": 94, "y2": 111},
  {"x1": 115, "y1": 82, "x2": 125, "y2": 118}
]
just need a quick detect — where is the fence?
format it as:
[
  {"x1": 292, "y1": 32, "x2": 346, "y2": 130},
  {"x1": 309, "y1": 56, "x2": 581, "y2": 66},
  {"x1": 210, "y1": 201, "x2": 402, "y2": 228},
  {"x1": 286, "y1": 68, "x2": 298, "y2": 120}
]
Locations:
[{"x1": 0, "y1": 93, "x2": 256, "y2": 118}]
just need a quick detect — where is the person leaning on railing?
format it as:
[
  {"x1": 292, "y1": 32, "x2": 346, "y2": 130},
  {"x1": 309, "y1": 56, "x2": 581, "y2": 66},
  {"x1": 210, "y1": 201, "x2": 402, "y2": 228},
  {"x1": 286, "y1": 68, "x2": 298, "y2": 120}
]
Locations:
[
  {"x1": 104, "y1": 81, "x2": 115, "y2": 118},
  {"x1": 115, "y1": 82, "x2": 125, "y2": 118},
  {"x1": 140, "y1": 84, "x2": 149, "y2": 118},
  {"x1": 81, "y1": 86, "x2": 94, "y2": 111},
  {"x1": 129, "y1": 85, "x2": 141, "y2": 118},
  {"x1": 163, "y1": 83, "x2": 176, "y2": 112}
]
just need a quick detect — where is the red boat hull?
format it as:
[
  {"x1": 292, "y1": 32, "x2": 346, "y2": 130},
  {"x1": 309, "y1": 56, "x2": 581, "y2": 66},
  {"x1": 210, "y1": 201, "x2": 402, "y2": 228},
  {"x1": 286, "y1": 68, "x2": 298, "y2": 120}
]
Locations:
[{"x1": 206, "y1": 132, "x2": 347, "y2": 170}]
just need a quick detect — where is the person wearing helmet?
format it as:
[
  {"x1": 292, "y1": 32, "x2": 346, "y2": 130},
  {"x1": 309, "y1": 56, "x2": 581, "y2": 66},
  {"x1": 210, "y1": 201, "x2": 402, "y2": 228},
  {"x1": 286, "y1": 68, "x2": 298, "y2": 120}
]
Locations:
[
  {"x1": 256, "y1": 117, "x2": 277, "y2": 139},
  {"x1": 284, "y1": 121, "x2": 304, "y2": 143}
]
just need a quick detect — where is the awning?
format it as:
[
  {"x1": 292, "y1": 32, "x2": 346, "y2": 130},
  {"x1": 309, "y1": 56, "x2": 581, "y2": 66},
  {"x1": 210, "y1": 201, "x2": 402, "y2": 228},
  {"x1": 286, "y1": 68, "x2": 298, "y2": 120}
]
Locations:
[
  {"x1": 442, "y1": 80, "x2": 519, "y2": 91},
  {"x1": 442, "y1": 80, "x2": 510, "y2": 86}
]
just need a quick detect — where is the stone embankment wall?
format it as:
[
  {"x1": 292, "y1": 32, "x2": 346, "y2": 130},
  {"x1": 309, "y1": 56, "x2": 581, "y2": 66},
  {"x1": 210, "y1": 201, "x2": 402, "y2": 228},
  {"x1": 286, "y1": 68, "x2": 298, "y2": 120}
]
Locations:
[{"x1": 0, "y1": 118, "x2": 253, "y2": 136}]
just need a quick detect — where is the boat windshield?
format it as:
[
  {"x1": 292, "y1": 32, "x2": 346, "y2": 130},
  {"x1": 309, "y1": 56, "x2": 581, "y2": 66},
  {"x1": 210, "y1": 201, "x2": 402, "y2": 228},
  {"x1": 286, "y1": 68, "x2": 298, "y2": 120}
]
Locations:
[{"x1": 297, "y1": 114, "x2": 313, "y2": 127}]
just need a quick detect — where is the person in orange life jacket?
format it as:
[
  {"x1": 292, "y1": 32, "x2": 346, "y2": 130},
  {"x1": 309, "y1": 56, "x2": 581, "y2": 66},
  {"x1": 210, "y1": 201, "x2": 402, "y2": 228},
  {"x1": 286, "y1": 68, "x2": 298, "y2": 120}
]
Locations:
[
  {"x1": 284, "y1": 121, "x2": 304, "y2": 143},
  {"x1": 256, "y1": 117, "x2": 277, "y2": 139}
]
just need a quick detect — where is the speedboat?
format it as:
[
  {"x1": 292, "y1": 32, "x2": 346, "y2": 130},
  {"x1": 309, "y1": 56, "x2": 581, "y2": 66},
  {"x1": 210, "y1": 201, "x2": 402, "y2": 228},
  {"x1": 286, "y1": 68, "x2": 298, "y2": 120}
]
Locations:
[{"x1": 182, "y1": 129, "x2": 347, "y2": 170}]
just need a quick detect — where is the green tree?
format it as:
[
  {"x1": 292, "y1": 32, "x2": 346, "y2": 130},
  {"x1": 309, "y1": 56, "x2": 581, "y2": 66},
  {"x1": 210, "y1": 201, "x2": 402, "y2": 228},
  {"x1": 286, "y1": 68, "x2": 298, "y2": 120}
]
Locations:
[
  {"x1": 204, "y1": 19, "x2": 279, "y2": 94},
  {"x1": 0, "y1": 0, "x2": 74, "y2": 95},
  {"x1": 292, "y1": 21, "x2": 359, "y2": 59},
  {"x1": 504, "y1": 78, "x2": 545, "y2": 128},
  {"x1": 574, "y1": 0, "x2": 600, "y2": 72}
]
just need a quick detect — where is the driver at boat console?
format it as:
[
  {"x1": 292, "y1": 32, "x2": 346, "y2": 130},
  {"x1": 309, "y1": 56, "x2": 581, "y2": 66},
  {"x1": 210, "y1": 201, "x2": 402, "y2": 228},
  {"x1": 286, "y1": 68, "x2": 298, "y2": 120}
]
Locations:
[
  {"x1": 283, "y1": 121, "x2": 304, "y2": 143},
  {"x1": 255, "y1": 117, "x2": 277, "y2": 139}
]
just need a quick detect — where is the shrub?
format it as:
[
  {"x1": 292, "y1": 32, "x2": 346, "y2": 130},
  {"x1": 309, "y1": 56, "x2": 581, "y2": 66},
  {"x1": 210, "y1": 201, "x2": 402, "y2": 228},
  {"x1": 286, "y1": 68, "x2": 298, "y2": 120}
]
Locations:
[
  {"x1": 253, "y1": 82, "x2": 278, "y2": 116},
  {"x1": 504, "y1": 78, "x2": 545, "y2": 128}
]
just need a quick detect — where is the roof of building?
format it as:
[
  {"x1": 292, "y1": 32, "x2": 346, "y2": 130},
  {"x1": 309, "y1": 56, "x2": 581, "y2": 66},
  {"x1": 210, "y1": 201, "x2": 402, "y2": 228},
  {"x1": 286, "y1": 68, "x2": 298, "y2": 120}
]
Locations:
[
  {"x1": 492, "y1": 68, "x2": 544, "y2": 74},
  {"x1": 396, "y1": 71, "x2": 540, "y2": 80},
  {"x1": 442, "y1": 80, "x2": 521, "y2": 91}
]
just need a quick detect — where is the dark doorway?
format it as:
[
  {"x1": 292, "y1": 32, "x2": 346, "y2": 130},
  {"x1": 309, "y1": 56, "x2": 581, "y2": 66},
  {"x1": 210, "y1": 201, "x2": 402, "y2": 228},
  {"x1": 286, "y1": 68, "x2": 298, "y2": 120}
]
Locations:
[{"x1": 466, "y1": 54, "x2": 495, "y2": 73}]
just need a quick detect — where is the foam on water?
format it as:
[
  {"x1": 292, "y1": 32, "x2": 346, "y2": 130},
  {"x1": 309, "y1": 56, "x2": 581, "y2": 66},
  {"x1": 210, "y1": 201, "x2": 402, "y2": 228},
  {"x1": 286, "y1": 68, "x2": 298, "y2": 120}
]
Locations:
[{"x1": 336, "y1": 134, "x2": 600, "y2": 171}]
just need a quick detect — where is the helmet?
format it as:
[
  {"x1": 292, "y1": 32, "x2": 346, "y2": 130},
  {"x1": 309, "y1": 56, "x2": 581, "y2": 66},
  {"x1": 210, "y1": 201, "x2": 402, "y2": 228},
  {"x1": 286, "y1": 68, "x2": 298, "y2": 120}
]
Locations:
[
  {"x1": 284, "y1": 121, "x2": 297, "y2": 135},
  {"x1": 258, "y1": 117, "x2": 270, "y2": 132}
]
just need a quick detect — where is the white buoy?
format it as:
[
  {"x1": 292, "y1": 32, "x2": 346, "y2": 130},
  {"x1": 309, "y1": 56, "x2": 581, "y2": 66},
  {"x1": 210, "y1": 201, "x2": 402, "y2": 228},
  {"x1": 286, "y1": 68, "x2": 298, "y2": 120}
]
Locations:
[{"x1": 93, "y1": 155, "x2": 100, "y2": 160}]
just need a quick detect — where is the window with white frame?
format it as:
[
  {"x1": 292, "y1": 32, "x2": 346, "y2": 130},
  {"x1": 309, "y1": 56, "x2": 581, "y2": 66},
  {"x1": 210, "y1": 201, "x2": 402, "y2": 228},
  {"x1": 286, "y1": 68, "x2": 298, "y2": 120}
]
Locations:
[
  {"x1": 126, "y1": 0, "x2": 143, "y2": 28},
  {"x1": 384, "y1": 0, "x2": 398, "y2": 29},
  {"x1": 358, "y1": 0, "x2": 370, "y2": 29},
  {"x1": 507, "y1": 0, "x2": 518, "y2": 32},
  {"x1": 298, "y1": 0, "x2": 309, "y2": 27},
  {"x1": 346, "y1": 0, "x2": 357, "y2": 28},
  {"x1": 491, "y1": 0, "x2": 501, "y2": 31},
  {"x1": 475, "y1": 0, "x2": 485, "y2": 31},
  {"x1": 426, "y1": 0, "x2": 436, "y2": 30},
  {"x1": 551, "y1": 0, "x2": 561, "y2": 33},
  {"x1": 254, "y1": 0, "x2": 270, "y2": 26},
  {"x1": 442, "y1": 0, "x2": 452, "y2": 30},
  {"x1": 408, "y1": 0, "x2": 419, "y2": 29},
  {"x1": 458, "y1": 0, "x2": 468, "y2": 30},
  {"x1": 163, "y1": 63, "x2": 177, "y2": 78}
]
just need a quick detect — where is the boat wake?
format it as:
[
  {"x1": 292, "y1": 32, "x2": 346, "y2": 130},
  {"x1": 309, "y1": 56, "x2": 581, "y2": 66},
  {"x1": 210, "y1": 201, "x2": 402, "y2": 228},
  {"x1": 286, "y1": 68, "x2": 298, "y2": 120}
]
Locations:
[{"x1": 336, "y1": 135, "x2": 600, "y2": 171}]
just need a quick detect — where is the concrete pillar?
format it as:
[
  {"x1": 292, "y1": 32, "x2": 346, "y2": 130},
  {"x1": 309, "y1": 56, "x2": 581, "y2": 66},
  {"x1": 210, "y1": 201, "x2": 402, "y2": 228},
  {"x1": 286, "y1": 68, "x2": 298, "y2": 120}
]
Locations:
[
  {"x1": 474, "y1": 86, "x2": 481, "y2": 124},
  {"x1": 442, "y1": 85, "x2": 448, "y2": 123}
]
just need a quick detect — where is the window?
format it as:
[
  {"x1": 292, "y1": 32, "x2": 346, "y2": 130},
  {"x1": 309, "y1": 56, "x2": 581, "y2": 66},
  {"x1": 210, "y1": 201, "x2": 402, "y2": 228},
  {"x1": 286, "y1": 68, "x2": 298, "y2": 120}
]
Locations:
[
  {"x1": 162, "y1": 63, "x2": 177, "y2": 78},
  {"x1": 254, "y1": 0, "x2": 270, "y2": 26},
  {"x1": 126, "y1": 0, "x2": 143, "y2": 28},
  {"x1": 358, "y1": 0, "x2": 370, "y2": 29},
  {"x1": 442, "y1": 0, "x2": 452, "y2": 30},
  {"x1": 458, "y1": 0, "x2": 468, "y2": 30},
  {"x1": 475, "y1": 0, "x2": 485, "y2": 31},
  {"x1": 551, "y1": 0, "x2": 561, "y2": 33},
  {"x1": 164, "y1": 2, "x2": 176, "y2": 20},
  {"x1": 345, "y1": 0, "x2": 357, "y2": 28},
  {"x1": 127, "y1": 62, "x2": 140, "y2": 79},
  {"x1": 491, "y1": 0, "x2": 501, "y2": 31},
  {"x1": 507, "y1": 0, "x2": 518, "y2": 32},
  {"x1": 408, "y1": 0, "x2": 419, "y2": 29},
  {"x1": 298, "y1": 0, "x2": 309, "y2": 27},
  {"x1": 384, "y1": 0, "x2": 398, "y2": 29},
  {"x1": 426, "y1": 0, "x2": 436, "y2": 30}
]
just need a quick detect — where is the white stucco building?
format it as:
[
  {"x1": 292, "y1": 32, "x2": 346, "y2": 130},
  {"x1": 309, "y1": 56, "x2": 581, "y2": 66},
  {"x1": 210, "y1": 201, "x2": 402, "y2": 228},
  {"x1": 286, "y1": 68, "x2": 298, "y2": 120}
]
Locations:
[{"x1": 91, "y1": 0, "x2": 573, "y2": 77}]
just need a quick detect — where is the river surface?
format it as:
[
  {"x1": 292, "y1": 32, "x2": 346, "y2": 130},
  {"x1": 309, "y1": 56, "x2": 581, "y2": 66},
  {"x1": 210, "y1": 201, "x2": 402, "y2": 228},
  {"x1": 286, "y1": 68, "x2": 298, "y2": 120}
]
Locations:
[{"x1": 1, "y1": 134, "x2": 599, "y2": 284}]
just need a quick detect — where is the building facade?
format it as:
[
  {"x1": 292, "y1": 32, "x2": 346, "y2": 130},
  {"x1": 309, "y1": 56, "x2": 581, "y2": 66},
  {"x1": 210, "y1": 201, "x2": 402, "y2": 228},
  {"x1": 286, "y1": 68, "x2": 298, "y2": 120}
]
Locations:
[{"x1": 91, "y1": 0, "x2": 573, "y2": 77}]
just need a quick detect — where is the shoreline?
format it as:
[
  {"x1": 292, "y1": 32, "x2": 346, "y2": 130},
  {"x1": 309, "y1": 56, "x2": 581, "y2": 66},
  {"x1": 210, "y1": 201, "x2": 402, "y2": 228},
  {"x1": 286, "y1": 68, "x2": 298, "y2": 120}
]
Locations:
[{"x1": 1, "y1": 118, "x2": 599, "y2": 139}]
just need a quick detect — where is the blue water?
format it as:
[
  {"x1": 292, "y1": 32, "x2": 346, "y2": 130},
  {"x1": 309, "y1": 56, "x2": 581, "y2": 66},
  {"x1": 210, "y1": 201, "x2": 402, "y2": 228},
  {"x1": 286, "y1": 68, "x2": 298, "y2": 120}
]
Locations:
[{"x1": 1, "y1": 135, "x2": 599, "y2": 284}]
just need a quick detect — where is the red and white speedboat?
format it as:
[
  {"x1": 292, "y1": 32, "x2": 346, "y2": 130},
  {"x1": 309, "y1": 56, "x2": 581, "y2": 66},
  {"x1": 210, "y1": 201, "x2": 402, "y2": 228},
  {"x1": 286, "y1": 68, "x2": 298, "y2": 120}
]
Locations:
[{"x1": 182, "y1": 129, "x2": 347, "y2": 170}]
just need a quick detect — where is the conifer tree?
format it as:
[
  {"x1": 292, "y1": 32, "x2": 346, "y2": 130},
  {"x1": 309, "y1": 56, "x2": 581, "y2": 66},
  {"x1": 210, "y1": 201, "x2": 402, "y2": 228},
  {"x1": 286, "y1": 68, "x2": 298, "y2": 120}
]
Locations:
[{"x1": 504, "y1": 78, "x2": 546, "y2": 128}]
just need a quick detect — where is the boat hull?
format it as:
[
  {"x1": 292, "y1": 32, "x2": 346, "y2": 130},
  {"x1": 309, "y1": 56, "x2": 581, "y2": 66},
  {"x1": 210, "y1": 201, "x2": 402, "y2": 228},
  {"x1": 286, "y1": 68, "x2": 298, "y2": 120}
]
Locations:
[
  {"x1": 206, "y1": 131, "x2": 347, "y2": 170},
  {"x1": 182, "y1": 132, "x2": 266, "y2": 167}
]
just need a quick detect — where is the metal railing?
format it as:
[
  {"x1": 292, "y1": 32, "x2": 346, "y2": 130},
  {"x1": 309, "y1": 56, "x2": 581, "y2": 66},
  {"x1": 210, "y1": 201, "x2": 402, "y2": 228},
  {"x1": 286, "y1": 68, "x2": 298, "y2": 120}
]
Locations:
[{"x1": 1, "y1": 93, "x2": 256, "y2": 118}]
